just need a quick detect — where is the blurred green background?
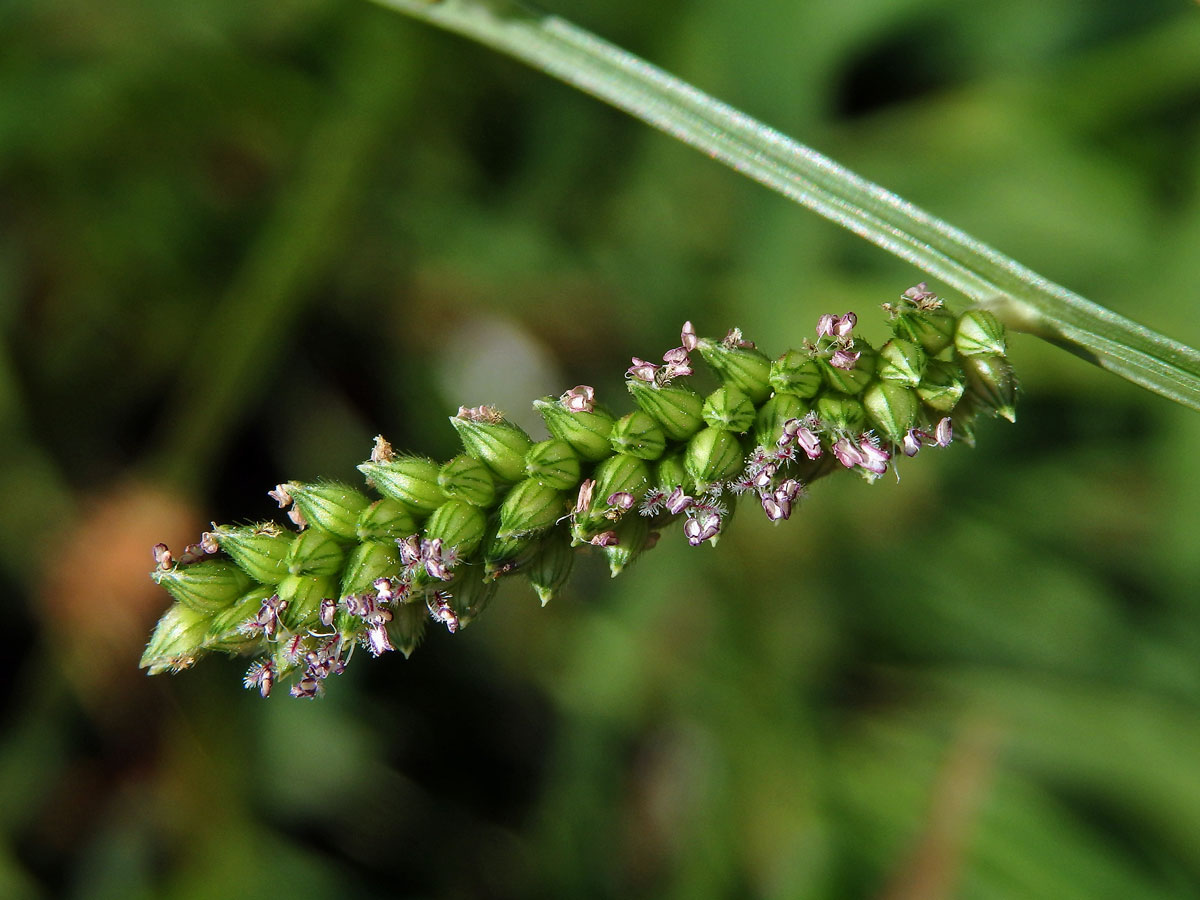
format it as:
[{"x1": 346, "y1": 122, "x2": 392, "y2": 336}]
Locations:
[{"x1": 3, "y1": 0, "x2": 1200, "y2": 896}]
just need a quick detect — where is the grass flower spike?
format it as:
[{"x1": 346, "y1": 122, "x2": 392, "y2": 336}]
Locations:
[{"x1": 142, "y1": 284, "x2": 1017, "y2": 698}]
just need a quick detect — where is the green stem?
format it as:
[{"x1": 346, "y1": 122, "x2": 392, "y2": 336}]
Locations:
[{"x1": 371, "y1": 0, "x2": 1200, "y2": 411}]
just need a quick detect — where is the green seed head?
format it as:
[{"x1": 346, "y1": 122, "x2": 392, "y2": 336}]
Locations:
[
  {"x1": 438, "y1": 454, "x2": 497, "y2": 508},
  {"x1": 358, "y1": 456, "x2": 445, "y2": 516},
  {"x1": 954, "y1": 309, "x2": 1007, "y2": 357},
  {"x1": 961, "y1": 353, "x2": 1018, "y2": 422},
  {"x1": 820, "y1": 340, "x2": 877, "y2": 395},
  {"x1": 339, "y1": 540, "x2": 401, "y2": 597},
  {"x1": 281, "y1": 481, "x2": 369, "y2": 542},
  {"x1": 278, "y1": 574, "x2": 335, "y2": 632},
  {"x1": 535, "y1": 396, "x2": 615, "y2": 462},
  {"x1": 627, "y1": 380, "x2": 705, "y2": 441},
  {"x1": 862, "y1": 380, "x2": 919, "y2": 443},
  {"x1": 498, "y1": 477, "x2": 568, "y2": 539},
  {"x1": 696, "y1": 337, "x2": 773, "y2": 403},
  {"x1": 916, "y1": 358, "x2": 967, "y2": 412},
  {"x1": 754, "y1": 392, "x2": 810, "y2": 448},
  {"x1": 816, "y1": 394, "x2": 867, "y2": 434},
  {"x1": 140, "y1": 602, "x2": 211, "y2": 675},
  {"x1": 609, "y1": 410, "x2": 668, "y2": 460},
  {"x1": 769, "y1": 349, "x2": 823, "y2": 398},
  {"x1": 422, "y1": 499, "x2": 489, "y2": 561},
  {"x1": 894, "y1": 308, "x2": 957, "y2": 355},
  {"x1": 702, "y1": 386, "x2": 755, "y2": 433},
  {"x1": 876, "y1": 338, "x2": 927, "y2": 387},
  {"x1": 685, "y1": 426, "x2": 745, "y2": 488},
  {"x1": 526, "y1": 530, "x2": 575, "y2": 606},
  {"x1": 285, "y1": 529, "x2": 344, "y2": 577},
  {"x1": 151, "y1": 559, "x2": 252, "y2": 613},
  {"x1": 355, "y1": 498, "x2": 418, "y2": 543},
  {"x1": 211, "y1": 524, "x2": 294, "y2": 585},
  {"x1": 449, "y1": 411, "x2": 534, "y2": 483},
  {"x1": 144, "y1": 291, "x2": 1019, "y2": 699}
]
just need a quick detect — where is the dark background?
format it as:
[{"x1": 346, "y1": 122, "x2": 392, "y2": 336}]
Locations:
[{"x1": 4, "y1": 0, "x2": 1200, "y2": 896}]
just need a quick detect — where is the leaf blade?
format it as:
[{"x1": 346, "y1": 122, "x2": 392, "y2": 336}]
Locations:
[{"x1": 372, "y1": 0, "x2": 1200, "y2": 410}]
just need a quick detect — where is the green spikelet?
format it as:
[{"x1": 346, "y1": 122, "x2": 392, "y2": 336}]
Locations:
[
  {"x1": 449, "y1": 412, "x2": 534, "y2": 483},
  {"x1": 526, "y1": 529, "x2": 575, "y2": 606},
  {"x1": 525, "y1": 440, "x2": 582, "y2": 489},
  {"x1": 151, "y1": 560, "x2": 251, "y2": 613},
  {"x1": 626, "y1": 380, "x2": 705, "y2": 440},
  {"x1": 438, "y1": 454, "x2": 497, "y2": 507},
  {"x1": 754, "y1": 393, "x2": 810, "y2": 448},
  {"x1": 685, "y1": 426, "x2": 744, "y2": 488},
  {"x1": 696, "y1": 335, "x2": 773, "y2": 403},
  {"x1": 284, "y1": 481, "x2": 370, "y2": 541},
  {"x1": 535, "y1": 396, "x2": 615, "y2": 462},
  {"x1": 702, "y1": 386, "x2": 755, "y2": 433},
  {"x1": 358, "y1": 456, "x2": 444, "y2": 516},
  {"x1": 211, "y1": 524, "x2": 293, "y2": 585},
  {"x1": 609, "y1": 411, "x2": 667, "y2": 460},
  {"x1": 862, "y1": 381, "x2": 919, "y2": 443},
  {"x1": 769, "y1": 350, "x2": 822, "y2": 398}
]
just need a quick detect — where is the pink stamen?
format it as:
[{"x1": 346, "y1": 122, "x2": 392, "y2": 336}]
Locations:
[
  {"x1": 681, "y1": 321, "x2": 698, "y2": 352},
  {"x1": 832, "y1": 437, "x2": 865, "y2": 469},
  {"x1": 627, "y1": 358, "x2": 659, "y2": 382},
  {"x1": 830, "y1": 348, "x2": 860, "y2": 370},
  {"x1": 561, "y1": 384, "x2": 596, "y2": 413},
  {"x1": 934, "y1": 417, "x2": 953, "y2": 447}
]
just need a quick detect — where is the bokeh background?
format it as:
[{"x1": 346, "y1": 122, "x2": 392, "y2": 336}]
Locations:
[{"x1": 4, "y1": 0, "x2": 1200, "y2": 896}]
